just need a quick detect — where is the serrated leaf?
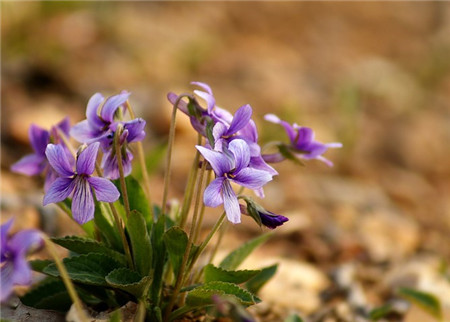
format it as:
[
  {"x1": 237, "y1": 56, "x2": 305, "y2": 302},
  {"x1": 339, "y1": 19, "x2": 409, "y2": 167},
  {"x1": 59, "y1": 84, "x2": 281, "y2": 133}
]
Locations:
[
  {"x1": 127, "y1": 210, "x2": 152, "y2": 276},
  {"x1": 186, "y1": 281, "x2": 259, "y2": 307},
  {"x1": 51, "y1": 235, "x2": 127, "y2": 266},
  {"x1": 106, "y1": 268, "x2": 152, "y2": 298},
  {"x1": 397, "y1": 287, "x2": 442, "y2": 320},
  {"x1": 20, "y1": 277, "x2": 72, "y2": 311},
  {"x1": 369, "y1": 304, "x2": 393, "y2": 321},
  {"x1": 204, "y1": 264, "x2": 261, "y2": 284},
  {"x1": 219, "y1": 233, "x2": 272, "y2": 270},
  {"x1": 163, "y1": 226, "x2": 188, "y2": 278},
  {"x1": 125, "y1": 176, "x2": 152, "y2": 226},
  {"x1": 245, "y1": 264, "x2": 277, "y2": 294},
  {"x1": 43, "y1": 253, "x2": 123, "y2": 286},
  {"x1": 29, "y1": 259, "x2": 53, "y2": 273}
]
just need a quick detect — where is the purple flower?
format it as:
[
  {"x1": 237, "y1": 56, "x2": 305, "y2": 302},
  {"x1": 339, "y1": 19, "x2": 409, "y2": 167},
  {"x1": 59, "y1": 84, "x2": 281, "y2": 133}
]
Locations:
[
  {"x1": 196, "y1": 139, "x2": 273, "y2": 224},
  {"x1": 264, "y1": 114, "x2": 342, "y2": 166},
  {"x1": 43, "y1": 142, "x2": 120, "y2": 224},
  {"x1": 0, "y1": 219, "x2": 43, "y2": 302},
  {"x1": 240, "y1": 203, "x2": 288, "y2": 229},
  {"x1": 11, "y1": 118, "x2": 72, "y2": 191}
]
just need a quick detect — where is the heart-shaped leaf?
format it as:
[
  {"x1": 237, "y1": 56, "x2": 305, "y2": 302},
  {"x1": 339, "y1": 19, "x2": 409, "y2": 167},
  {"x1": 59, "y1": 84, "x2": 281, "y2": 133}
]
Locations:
[
  {"x1": 163, "y1": 226, "x2": 188, "y2": 278},
  {"x1": 127, "y1": 210, "x2": 152, "y2": 276},
  {"x1": 244, "y1": 263, "x2": 277, "y2": 294},
  {"x1": 106, "y1": 268, "x2": 152, "y2": 298},
  {"x1": 20, "y1": 277, "x2": 72, "y2": 311}
]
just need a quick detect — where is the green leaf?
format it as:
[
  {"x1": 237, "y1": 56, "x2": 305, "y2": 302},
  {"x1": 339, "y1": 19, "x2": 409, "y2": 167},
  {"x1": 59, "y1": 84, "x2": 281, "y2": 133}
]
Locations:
[
  {"x1": 51, "y1": 235, "x2": 127, "y2": 266},
  {"x1": 244, "y1": 263, "x2": 277, "y2": 294},
  {"x1": 109, "y1": 309, "x2": 122, "y2": 322},
  {"x1": 219, "y1": 233, "x2": 272, "y2": 270},
  {"x1": 284, "y1": 314, "x2": 304, "y2": 322},
  {"x1": 105, "y1": 268, "x2": 152, "y2": 298},
  {"x1": 369, "y1": 304, "x2": 393, "y2": 321},
  {"x1": 29, "y1": 259, "x2": 53, "y2": 273},
  {"x1": 125, "y1": 176, "x2": 152, "y2": 227},
  {"x1": 20, "y1": 277, "x2": 72, "y2": 311},
  {"x1": 204, "y1": 264, "x2": 261, "y2": 284},
  {"x1": 163, "y1": 226, "x2": 188, "y2": 278},
  {"x1": 43, "y1": 253, "x2": 123, "y2": 286},
  {"x1": 127, "y1": 210, "x2": 152, "y2": 276},
  {"x1": 278, "y1": 144, "x2": 305, "y2": 166},
  {"x1": 150, "y1": 214, "x2": 167, "y2": 305},
  {"x1": 94, "y1": 201, "x2": 123, "y2": 251},
  {"x1": 397, "y1": 287, "x2": 442, "y2": 320},
  {"x1": 186, "y1": 281, "x2": 260, "y2": 307}
]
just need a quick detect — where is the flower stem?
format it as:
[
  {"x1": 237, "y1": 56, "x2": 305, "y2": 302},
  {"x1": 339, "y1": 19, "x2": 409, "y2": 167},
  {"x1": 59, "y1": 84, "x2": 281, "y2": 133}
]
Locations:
[
  {"x1": 193, "y1": 169, "x2": 212, "y2": 244},
  {"x1": 43, "y1": 236, "x2": 89, "y2": 322},
  {"x1": 125, "y1": 101, "x2": 154, "y2": 220},
  {"x1": 163, "y1": 159, "x2": 207, "y2": 321},
  {"x1": 162, "y1": 94, "x2": 192, "y2": 215},
  {"x1": 114, "y1": 125, "x2": 131, "y2": 218}
]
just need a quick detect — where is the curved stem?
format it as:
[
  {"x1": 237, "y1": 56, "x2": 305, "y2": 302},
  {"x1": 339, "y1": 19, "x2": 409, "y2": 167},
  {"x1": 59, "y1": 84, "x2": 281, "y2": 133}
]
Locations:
[
  {"x1": 162, "y1": 94, "x2": 192, "y2": 215},
  {"x1": 114, "y1": 125, "x2": 131, "y2": 218},
  {"x1": 43, "y1": 236, "x2": 89, "y2": 322}
]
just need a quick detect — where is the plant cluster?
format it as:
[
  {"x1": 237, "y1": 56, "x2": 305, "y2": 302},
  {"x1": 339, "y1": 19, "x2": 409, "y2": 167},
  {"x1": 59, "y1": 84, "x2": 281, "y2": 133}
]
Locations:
[{"x1": 3, "y1": 82, "x2": 341, "y2": 321}]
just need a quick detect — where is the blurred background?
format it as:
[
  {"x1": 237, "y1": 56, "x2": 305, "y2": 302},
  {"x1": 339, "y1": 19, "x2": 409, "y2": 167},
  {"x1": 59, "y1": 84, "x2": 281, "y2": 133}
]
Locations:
[{"x1": 2, "y1": 2, "x2": 450, "y2": 321}]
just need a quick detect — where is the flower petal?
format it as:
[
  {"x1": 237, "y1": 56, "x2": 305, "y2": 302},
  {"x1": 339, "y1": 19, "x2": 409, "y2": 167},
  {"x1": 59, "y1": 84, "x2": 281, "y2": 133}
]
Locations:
[
  {"x1": 228, "y1": 139, "x2": 250, "y2": 173},
  {"x1": 45, "y1": 144, "x2": 75, "y2": 177},
  {"x1": 86, "y1": 93, "x2": 105, "y2": 128},
  {"x1": 9, "y1": 229, "x2": 43, "y2": 256},
  {"x1": 72, "y1": 178, "x2": 95, "y2": 224},
  {"x1": 294, "y1": 127, "x2": 314, "y2": 148},
  {"x1": 123, "y1": 118, "x2": 146, "y2": 143},
  {"x1": 70, "y1": 120, "x2": 102, "y2": 143},
  {"x1": 226, "y1": 104, "x2": 252, "y2": 136},
  {"x1": 0, "y1": 262, "x2": 14, "y2": 302},
  {"x1": 43, "y1": 177, "x2": 76, "y2": 205},
  {"x1": 264, "y1": 114, "x2": 297, "y2": 143},
  {"x1": 232, "y1": 168, "x2": 272, "y2": 190},
  {"x1": 54, "y1": 117, "x2": 71, "y2": 137},
  {"x1": 11, "y1": 154, "x2": 46, "y2": 176},
  {"x1": 167, "y1": 92, "x2": 189, "y2": 115},
  {"x1": 222, "y1": 180, "x2": 240, "y2": 224},
  {"x1": 76, "y1": 142, "x2": 100, "y2": 175},
  {"x1": 29, "y1": 124, "x2": 49, "y2": 156},
  {"x1": 203, "y1": 177, "x2": 225, "y2": 207},
  {"x1": 194, "y1": 90, "x2": 215, "y2": 114},
  {"x1": 196, "y1": 146, "x2": 233, "y2": 177},
  {"x1": 100, "y1": 91, "x2": 131, "y2": 123},
  {"x1": 191, "y1": 81, "x2": 213, "y2": 95},
  {"x1": 88, "y1": 177, "x2": 120, "y2": 202},
  {"x1": 0, "y1": 219, "x2": 14, "y2": 259},
  {"x1": 12, "y1": 255, "x2": 32, "y2": 285}
]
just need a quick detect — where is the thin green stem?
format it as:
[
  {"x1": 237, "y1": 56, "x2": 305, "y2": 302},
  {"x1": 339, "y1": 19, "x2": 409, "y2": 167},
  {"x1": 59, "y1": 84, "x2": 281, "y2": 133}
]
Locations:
[
  {"x1": 114, "y1": 125, "x2": 131, "y2": 218},
  {"x1": 43, "y1": 236, "x2": 89, "y2": 322},
  {"x1": 162, "y1": 94, "x2": 192, "y2": 215},
  {"x1": 125, "y1": 101, "x2": 154, "y2": 220},
  {"x1": 193, "y1": 170, "x2": 212, "y2": 244},
  {"x1": 109, "y1": 201, "x2": 134, "y2": 270},
  {"x1": 163, "y1": 159, "x2": 207, "y2": 321}
]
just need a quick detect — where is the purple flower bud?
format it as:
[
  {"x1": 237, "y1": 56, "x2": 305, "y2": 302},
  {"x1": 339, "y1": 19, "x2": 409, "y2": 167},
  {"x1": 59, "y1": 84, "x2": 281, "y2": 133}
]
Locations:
[{"x1": 240, "y1": 200, "x2": 288, "y2": 229}]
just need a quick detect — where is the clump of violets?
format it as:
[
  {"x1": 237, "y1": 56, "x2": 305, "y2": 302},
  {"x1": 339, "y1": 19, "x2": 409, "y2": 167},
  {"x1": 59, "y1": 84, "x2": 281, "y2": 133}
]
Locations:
[
  {"x1": 0, "y1": 219, "x2": 43, "y2": 302},
  {"x1": 7, "y1": 83, "x2": 341, "y2": 321}
]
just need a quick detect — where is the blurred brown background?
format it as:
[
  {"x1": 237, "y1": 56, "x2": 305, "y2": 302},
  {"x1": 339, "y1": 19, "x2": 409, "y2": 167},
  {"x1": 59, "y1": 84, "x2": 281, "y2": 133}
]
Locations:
[{"x1": 2, "y1": 2, "x2": 450, "y2": 320}]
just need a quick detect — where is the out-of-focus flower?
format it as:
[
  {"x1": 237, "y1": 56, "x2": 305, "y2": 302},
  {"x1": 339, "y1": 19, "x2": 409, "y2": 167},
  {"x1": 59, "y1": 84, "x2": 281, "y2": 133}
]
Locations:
[
  {"x1": 197, "y1": 139, "x2": 273, "y2": 224},
  {"x1": 264, "y1": 114, "x2": 342, "y2": 166},
  {"x1": 0, "y1": 219, "x2": 43, "y2": 302},
  {"x1": 11, "y1": 118, "x2": 71, "y2": 191},
  {"x1": 43, "y1": 143, "x2": 120, "y2": 224}
]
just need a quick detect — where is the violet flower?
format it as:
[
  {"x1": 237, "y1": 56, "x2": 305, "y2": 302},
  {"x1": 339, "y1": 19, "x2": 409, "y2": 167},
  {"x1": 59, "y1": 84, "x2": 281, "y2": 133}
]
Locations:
[
  {"x1": 196, "y1": 139, "x2": 273, "y2": 224},
  {"x1": 0, "y1": 219, "x2": 43, "y2": 302},
  {"x1": 43, "y1": 142, "x2": 120, "y2": 224},
  {"x1": 240, "y1": 203, "x2": 288, "y2": 229},
  {"x1": 264, "y1": 114, "x2": 342, "y2": 166},
  {"x1": 11, "y1": 118, "x2": 71, "y2": 191}
]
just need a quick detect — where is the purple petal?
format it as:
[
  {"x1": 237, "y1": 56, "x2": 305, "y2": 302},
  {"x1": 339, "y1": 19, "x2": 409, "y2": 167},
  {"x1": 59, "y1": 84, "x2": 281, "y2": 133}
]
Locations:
[
  {"x1": 45, "y1": 144, "x2": 75, "y2": 177},
  {"x1": 226, "y1": 104, "x2": 252, "y2": 136},
  {"x1": 203, "y1": 177, "x2": 225, "y2": 207},
  {"x1": 70, "y1": 120, "x2": 102, "y2": 143},
  {"x1": 86, "y1": 93, "x2": 105, "y2": 128},
  {"x1": 44, "y1": 167, "x2": 59, "y2": 193},
  {"x1": 264, "y1": 114, "x2": 297, "y2": 143},
  {"x1": 294, "y1": 127, "x2": 314, "y2": 148},
  {"x1": 43, "y1": 177, "x2": 76, "y2": 205},
  {"x1": 72, "y1": 178, "x2": 95, "y2": 224},
  {"x1": 249, "y1": 155, "x2": 279, "y2": 176},
  {"x1": 55, "y1": 117, "x2": 71, "y2": 137},
  {"x1": 88, "y1": 177, "x2": 120, "y2": 202},
  {"x1": 0, "y1": 219, "x2": 14, "y2": 259},
  {"x1": 228, "y1": 139, "x2": 250, "y2": 173},
  {"x1": 260, "y1": 211, "x2": 289, "y2": 229},
  {"x1": 101, "y1": 149, "x2": 133, "y2": 180},
  {"x1": 222, "y1": 180, "x2": 240, "y2": 224},
  {"x1": 167, "y1": 92, "x2": 189, "y2": 115},
  {"x1": 232, "y1": 168, "x2": 272, "y2": 190},
  {"x1": 76, "y1": 142, "x2": 99, "y2": 175},
  {"x1": 213, "y1": 122, "x2": 228, "y2": 143},
  {"x1": 29, "y1": 124, "x2": 49, "y2": 156},
  {"x1": 123, "y1": 118, "x2": 146, "y2": 143},
  {"x1": 0, "y1": 262, "x2": 14, "y2": 302},
  {"x1": 9, "y1": 230, "x2": 43, "y2": 256},
  {"x1": 12, "y1": 255, "x2": 32, "y2": 285},
  {"x1": 196, "y1": 146, "x2": 233, "y2": 177},
  {"x1": 212, "y1": 107, "x2": 233, "y2": 124},
  {"x1": 237, "y1": 119, "x2": 258, "y2": 144},
  {"x1": 100, "y1": 91, "x2": 131, "y2": 123},
  {"x1": 191, "y1": 81, "x2": 213, "y2": 95},
  {"x1": 193, "y1": 90, "x2": 215, "y2": 114},
  {"x1": 11, "y1": 154, "x2": 46, "y2": 176}
]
